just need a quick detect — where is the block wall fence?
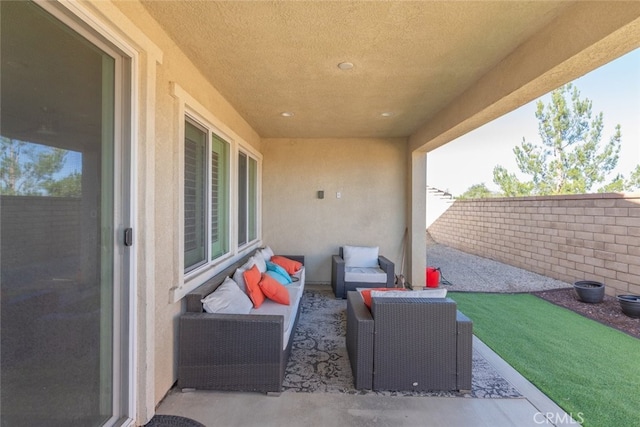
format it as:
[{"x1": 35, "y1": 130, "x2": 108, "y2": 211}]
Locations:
[{"x1": 427, "y1": 193, "x2": 640, "y2": 297}]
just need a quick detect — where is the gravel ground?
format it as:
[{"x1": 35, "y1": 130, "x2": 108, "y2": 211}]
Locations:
[{"x1": 426, "y1": 234, "x2": 571, "y2": 293}]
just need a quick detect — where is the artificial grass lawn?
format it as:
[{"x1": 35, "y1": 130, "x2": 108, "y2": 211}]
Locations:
[{"x1": 450, "y1": 292, "x2": 640, "y2": 427}]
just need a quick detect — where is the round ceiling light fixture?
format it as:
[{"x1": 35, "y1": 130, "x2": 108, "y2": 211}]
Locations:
[
  {"x1": 381, "y1": 112, "x2": 393, "y2": 117},
  {"x1": 280, "y1": 112, "x2": 294, "y2": 117},
  {"x1": 337, "y1": 62, "x2": 354, "y2": 70}
]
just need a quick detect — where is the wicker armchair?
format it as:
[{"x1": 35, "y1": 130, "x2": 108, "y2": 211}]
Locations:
[
  {"x1": 331, "y1": 246, "x2": 394, "y2": 298},
  {"x1": 346, "y1": 291, "x2": 473, "y2": 392}
]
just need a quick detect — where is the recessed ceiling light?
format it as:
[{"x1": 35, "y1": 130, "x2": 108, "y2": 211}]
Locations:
[
  {"x1": 381, "y1": 112, "x2": 393, "y2": 117},
  {"x1": 337, "y1": 62, "x2": 354, "y2": 70},
  {"x1": 280, "y1": 112, "x2": 294, "y2": 117}
]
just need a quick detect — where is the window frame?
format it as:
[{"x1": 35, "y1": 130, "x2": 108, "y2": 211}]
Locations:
[
  {"x1": 183, "y1": 114, "x2": 233, "y2": 275},
  {"x1": 183, "y1": 118, "x2": 209, "y2": 273},
  {"x1": 237, "y1": 150, "x2": 259, "y2": 247},
  {"x1": 210, "y1": 132, "x2": 230, "y2": 261},
  {"x1": 25, "y1": 1, "x2": 141, "y2": 425},
  {"x1": 172, "y1": 83, "x2": 262, "y2": 300}
]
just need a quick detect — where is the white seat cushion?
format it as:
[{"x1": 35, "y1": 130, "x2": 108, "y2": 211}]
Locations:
[
  {"x1": 250, "y1": 285, "x2": 303, "y2": 349},
  {"x1": 289, "y1": 268, "x2": 305, "y2": 288},
  {"x1": 345, "y1": 266, "x2": 387, "y2": 283}
]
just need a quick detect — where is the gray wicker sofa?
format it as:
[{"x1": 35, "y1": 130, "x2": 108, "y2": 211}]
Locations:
[
  {"x1": 178, "y1": 251, "x2": 305, "y2": 394},
  {"x1": 346, "y1": 290, "x2": 473, "y2": 392}
]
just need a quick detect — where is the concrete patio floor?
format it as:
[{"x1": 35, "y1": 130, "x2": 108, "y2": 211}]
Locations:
[
  {"x1": 154, "y1": 336, "x2": 575, "y2": 426},
  {"x1": 154, "y1": 243, "x2": 577, "y2": 426}
]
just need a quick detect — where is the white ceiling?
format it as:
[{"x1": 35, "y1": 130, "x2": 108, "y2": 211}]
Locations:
[{"x1": 139, "y1": 1, "x2": 638, "y2": 140}]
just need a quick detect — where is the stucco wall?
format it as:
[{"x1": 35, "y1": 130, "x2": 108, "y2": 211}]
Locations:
[
  {"x1": 81, "y1": 2, "x2": 416, "y2": 419},
  {"x1": 262, "y1": 138, "x2": 408, "y2": 283},
  {"x1": 99, "y1": 0, "x2": 263, "y2": 412},
  {"x1": 428, "y1": 193, "x2": 640, "y2": 297}
]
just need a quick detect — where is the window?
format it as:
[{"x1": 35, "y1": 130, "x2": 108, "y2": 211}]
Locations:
[
  {"x1": 184, "y1": 118, "x2": 230, "y2": 273},
  {"x1": 184, "y1": 121, "x2": 207, "y2": 271},
  {"x1": 211, "y1": 134, "x2": 229, "y2": 259},
  {"x1": 238, "y1": 151, "x2": 258, "y2": 246},
  {"x1": 175, "y1": 86, "x2": 262, "y2": 289}
]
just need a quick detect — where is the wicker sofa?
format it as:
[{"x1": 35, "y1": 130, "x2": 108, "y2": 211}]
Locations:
[
  {"x1": 178, "y1": 250, "x2": 305, "y2": 394},
  {"x1": 346, "y1": 290, "x2": 473, "y2": 392}
]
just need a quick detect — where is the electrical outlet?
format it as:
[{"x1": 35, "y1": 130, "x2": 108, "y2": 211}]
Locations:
[{"x1": 336, "y1": 192, "x2": 341, "y2": 199}]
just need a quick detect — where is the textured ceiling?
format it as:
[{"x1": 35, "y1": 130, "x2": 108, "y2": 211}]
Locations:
[{"x1": 141, "y1": 1, "x2": 574, "y2": 139}]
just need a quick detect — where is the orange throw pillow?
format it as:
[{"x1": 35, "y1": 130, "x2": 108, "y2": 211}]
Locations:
[
  {"x1": 258, "y1": 273, "x2": 290, "y2": 305},
  {"x1": 243, "y1": 265, "x2": 265, "y2": 308},
  {"x1": 360, "y1": 288, "x2": 407, "y2": 309},
  {"x1": 270, "y1": 255, "x2": 302, "y2": 275}
]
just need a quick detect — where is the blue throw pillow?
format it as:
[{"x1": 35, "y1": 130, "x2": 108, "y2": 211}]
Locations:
[
  {"x1": 266, "y1": 270, "x2": 292, "y2": 285},
  {"x1": 266, "y1": 261, "x2": 293, "y2": 283}
]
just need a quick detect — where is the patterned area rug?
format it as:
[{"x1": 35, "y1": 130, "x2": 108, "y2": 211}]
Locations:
[{"x1": 283, "y1": 286, "x2": 522, "y2": 398}]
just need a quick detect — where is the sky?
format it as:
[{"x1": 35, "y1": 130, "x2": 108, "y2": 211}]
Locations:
[{"x1": 426, "y1": 48, "x2": 640, "y2": 197}]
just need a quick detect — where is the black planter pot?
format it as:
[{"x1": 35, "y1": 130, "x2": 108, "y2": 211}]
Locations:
[
  {"x1": 573, "y1": 280, "x2": 605, "y2": 304},
  {"x1": 617, "y1": 295, "x2": 640, "y2": 318}
]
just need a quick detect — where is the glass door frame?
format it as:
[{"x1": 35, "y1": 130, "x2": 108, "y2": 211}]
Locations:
[{"x1": 35, "y1": 1, "x2": 137, "y2": 425}]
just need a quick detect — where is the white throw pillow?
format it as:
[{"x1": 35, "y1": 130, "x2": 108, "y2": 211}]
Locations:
[
  {"x1": 343, "y1": 245, "x2": 379, "y2": 268},
  {"x1": 263, "y1": 246, "x2": 275, "y2": 260},
  {"x1": 251, "y1": 255, "x2": 267, "y2": 273},
  {"x1": 232, "y1": 267, "x2": 249, "y2": 294},
  {"x1": 201, "y1": 277, "x2": 253, "y2": 314},
  {"x1": 241, "y1": 258, "x2": 256, "y2": 271},
  {"x1": 256, "y1": 248, "x2": 271, "y2": 263},
  {"x1": 232, "y1": 257, "x2": 258, "y2": 293}
]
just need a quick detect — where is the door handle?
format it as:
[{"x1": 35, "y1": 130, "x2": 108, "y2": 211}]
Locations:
[{"x1": 124, "y1": 228, "x2": 133, "y2": 246}]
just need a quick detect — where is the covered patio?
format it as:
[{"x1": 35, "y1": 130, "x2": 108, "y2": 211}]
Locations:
[
  {"x1": 130, "y1": 3, "x2": 638, "y2": 422},
  {"x1": 2, "y1": 1, "x2": 639, "y2": 425},
  {"x1": 151, "y1": 242, "x2": 576, "y2": 426}
]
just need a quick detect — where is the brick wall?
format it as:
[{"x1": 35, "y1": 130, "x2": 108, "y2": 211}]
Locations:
[{"x1": 428, "y1": 193, "x2": 640, "y2": 296}]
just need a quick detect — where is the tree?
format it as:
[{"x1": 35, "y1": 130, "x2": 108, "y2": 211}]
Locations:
[
  {"x1": 493, "y1": 84, "x2": 623, "y2": 196},
  {"x1": 492, "y1": 166, "x2": 533, "y2": 197},
  {"x1": 598, "y1": 174, "x2": 625, "y2": 193},
  {"x1": 595, "y1": 165, "x2": 640, "y2": 193},
  {"x1": 623, "y1": 165, "x2": 640, "y2": 191},
  {"x1": 458, "y1": 183, "x2": 496, "y2": 199},
  {"x1": 0, "y1": 136, "x2": 80, "y2": 197},
  {"x1": 43, "y1": 172, "x2": 82, "y2": 197}
]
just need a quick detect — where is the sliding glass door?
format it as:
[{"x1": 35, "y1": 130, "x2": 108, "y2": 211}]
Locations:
[{"x1": 1, "y1": 1, "x2": 131, "y2": 425}]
